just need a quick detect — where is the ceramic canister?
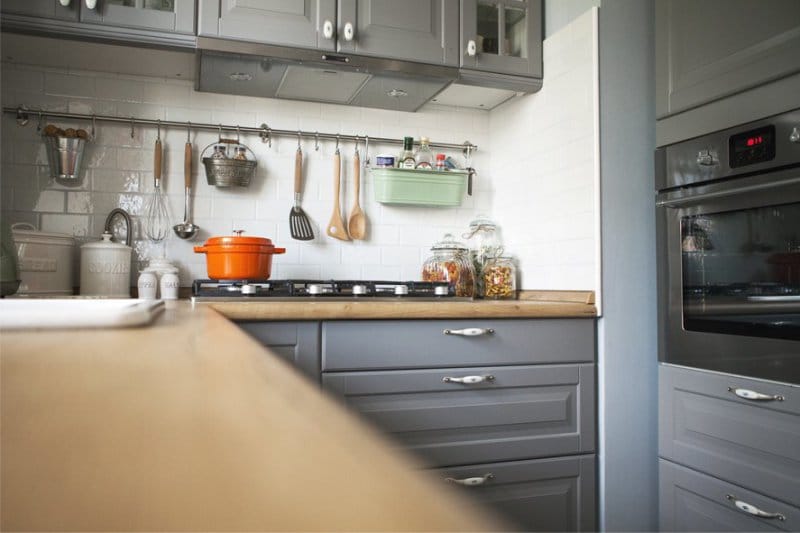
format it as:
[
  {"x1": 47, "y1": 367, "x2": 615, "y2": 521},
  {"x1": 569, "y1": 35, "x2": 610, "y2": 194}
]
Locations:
[{"x1": 80, "y1": 232, "x2": 132, "y2": 297}]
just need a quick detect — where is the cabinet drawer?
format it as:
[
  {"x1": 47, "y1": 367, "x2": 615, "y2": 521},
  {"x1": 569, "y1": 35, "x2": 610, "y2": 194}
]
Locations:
[
  {"x1": 322, "y1": 319, "x2": 595, "y2": 370},
  {"x1": 435, "y1": 455, "x2": 595, "y2": 532},
  {"x1": 659, "y1": 365, "x2": 800, "y2": 506},
  {"x1": 660, "y1": 459, "x2": 800, "y2": 532},
  {"x1": 236, "y1": 321, "x2": 320, "y2": 381},
  {"x1": 323, "y1": 363, "x2": 595, "y2": 466}
]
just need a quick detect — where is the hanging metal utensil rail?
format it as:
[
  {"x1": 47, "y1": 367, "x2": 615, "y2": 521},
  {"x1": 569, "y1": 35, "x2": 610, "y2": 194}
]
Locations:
[{"x1": 3, "y1": 106, "x2": 478, "y2": 153}]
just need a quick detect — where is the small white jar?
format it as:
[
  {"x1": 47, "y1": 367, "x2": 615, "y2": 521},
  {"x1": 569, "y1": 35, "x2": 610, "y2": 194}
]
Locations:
[
  {"x1": 137, "y1": 271, "x2": 158, "y2": 299},
  {"x1": 159, "y1": 271, "x2": 179, "y2": 300},
  {"x1": 80, "y1": 232, "x2": 132, "y2": 297}
]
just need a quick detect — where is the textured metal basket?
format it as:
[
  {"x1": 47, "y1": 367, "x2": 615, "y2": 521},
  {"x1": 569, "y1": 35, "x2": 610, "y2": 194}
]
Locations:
[
  {"x1": 201, "y1": 138, "x2": 257, "y2": 187},
  {"x1": 42, "y1": 135, "x2": 88, "y2": 186}
]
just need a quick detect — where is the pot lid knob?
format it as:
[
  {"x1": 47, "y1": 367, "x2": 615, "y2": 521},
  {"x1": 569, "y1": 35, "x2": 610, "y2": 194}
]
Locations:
[{"x1": 232, "y1": 230, "x2": 244, "y2": 236}]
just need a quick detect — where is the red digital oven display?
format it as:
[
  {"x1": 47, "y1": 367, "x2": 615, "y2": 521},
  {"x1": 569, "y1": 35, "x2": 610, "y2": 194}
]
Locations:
[{"x1": 729, "y1": 125, "x2": 775, "y2": 168}]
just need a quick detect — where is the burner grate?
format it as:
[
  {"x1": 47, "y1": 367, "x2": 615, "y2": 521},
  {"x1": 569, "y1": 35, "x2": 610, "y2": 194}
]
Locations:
[{"x1": 192, "y1": 279, "x2": 456, "y2": 299}]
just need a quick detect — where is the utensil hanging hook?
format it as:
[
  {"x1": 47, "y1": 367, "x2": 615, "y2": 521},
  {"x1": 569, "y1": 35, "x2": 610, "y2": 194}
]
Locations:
[
  {"x1": 364, "y1": 135, "x2": 369, "y2": 167},
  {"x1": 130, "y1": 117, "x2": 135, "y2": 139},
  {"x1": 236, "y1": 125, "x2": 241, "y2": 143},
  {"x1": 91, "y1": 115, "x2": 96, "y2": 139},
  {"x1": 297, "y1": 130, "x2": 302, "y2": 149},
  {"x1": 315, "y1": 131, "x2": 319, "y2": 151},
  {"x1": 156, "y1": 120, "x2": 161, "y2": 141},
  {"x1": 336, "y1": 134, "x2": 340, "y2": 153},
  {"x1": 354, "y1": 135, "x2": 359, "y2": 156},
  {"x1": 218, "y1": 124, "x2": 223, "y2": 142},
  {"x1": 186, "y1": 121, "x2": 191, "y2": 142},
  {"x1": 15, "y1": 107, "x2": 29, "y2": 126},
  {"x1": 36, "y1": 111, "x2": 44, "y2": 134},
  {"x1": 259, "y1": 123, "x2": 271, "y2": 147}
]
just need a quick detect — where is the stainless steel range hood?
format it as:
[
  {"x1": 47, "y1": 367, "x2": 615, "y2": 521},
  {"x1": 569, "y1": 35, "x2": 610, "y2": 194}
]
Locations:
[{"x1": 196, "y1": 37, "x2": 458, "y2": 113}]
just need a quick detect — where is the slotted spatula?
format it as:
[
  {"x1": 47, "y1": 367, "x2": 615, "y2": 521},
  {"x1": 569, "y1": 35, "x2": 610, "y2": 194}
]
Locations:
[{"x1": 289, "y1": 145, "x2": 314, "y2": 241}]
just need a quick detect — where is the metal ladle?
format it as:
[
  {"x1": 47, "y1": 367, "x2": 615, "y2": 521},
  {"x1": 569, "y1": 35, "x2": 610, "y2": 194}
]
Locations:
[{"x1": 173, "y1": 124, "x2": 199, "y2": 240}]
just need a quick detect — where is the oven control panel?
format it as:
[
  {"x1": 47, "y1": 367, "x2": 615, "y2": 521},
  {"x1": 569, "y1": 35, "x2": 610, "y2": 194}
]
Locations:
[{"x1": 729, "y1": 125, "x2": 776, "y2": 168}]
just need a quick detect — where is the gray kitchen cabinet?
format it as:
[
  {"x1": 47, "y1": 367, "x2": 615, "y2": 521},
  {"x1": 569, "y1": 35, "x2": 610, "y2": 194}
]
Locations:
[
  {"x1": 660, "y1": 459, "x2": 800, "y2": 532},
  {"x1": 321, "y1": 317, "x2": 596, "y2": 531},
  {"x1": 655, "y1": 0, "x2": 800, "y2": 119},
  {"x1": 659, "y1": 364, "x2": 800, "y2": 507},
  {"x1": 437, "y1": 455, "x2": 596, "y2": 532},
  {"x1": 0, "y1": 0, "x2": 78, "y2": 20},
  {"x1": 323, "y1": 363, "x2": 595, "y2": 467},
  {"x1": 198, "y1": 0, "x2": 458, "y2": 66},
  {"x1": 1, "y1": 0, "x2": 196, "y2": 48},
  {"x1": 236, "y1": 321, "x2": 321, "y2": 382},
  {"x1": 458, "y1": 0, "x2": 542, "y2": 91}
]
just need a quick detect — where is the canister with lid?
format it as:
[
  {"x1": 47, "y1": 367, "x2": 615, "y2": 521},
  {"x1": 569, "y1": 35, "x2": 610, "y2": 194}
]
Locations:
[
  {"x1": 80, "y1": 231, "x2": 132, "y2": 297},
  {"x1": 421, "y1": 233, "x2": 475, "y2": 297},
  {"x1": 483, "y1": 256, "x2": 517, "y2": 299},
  {"x1": 463, "y1": 215, "x2": 502, "y2": 297}
]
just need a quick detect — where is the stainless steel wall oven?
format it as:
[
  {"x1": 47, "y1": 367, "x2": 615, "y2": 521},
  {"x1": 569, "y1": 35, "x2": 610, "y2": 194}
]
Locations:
[{"x1": 656, "y1": 109, "x2": 800, "y2": 384}]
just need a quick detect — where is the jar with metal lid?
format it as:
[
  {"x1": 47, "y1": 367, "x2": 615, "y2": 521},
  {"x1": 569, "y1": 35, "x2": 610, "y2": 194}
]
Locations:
[
  {"x1": 421, "y1": 233, "x2": 475, "y2": 297},
  {"x1": 463, "y1": 215, "x2": 502, "y2": 297},
  {"x1": 483, "y1": 256, "x2": 517, "y2": 299}
]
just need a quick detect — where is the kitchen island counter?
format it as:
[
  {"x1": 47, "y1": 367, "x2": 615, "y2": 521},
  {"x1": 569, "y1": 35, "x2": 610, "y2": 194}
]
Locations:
[
  {"x1": 0, "y1": 302, "x2": 501, "y2": 532},
  {"x1": 207, "y1": 290, "x2": 597, "y2": 321}
]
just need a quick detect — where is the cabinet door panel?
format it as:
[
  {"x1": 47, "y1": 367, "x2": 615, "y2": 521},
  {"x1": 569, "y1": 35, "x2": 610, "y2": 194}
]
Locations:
[
  {"x1": 656, "y1": 0, "x2": 800, "y2": 118},
  {"x1": 323, "y1": 363, "x2": 594, "y2": 466},
  {"x1": 1, "y1": 0, "x2": 77, "y2": 20},
  {"x1": 338, "y1": 0, "x2": 457, "y2": 65},
  {"x1": 80, "y1": 0, "x2": 194, "y2": 33},
  {"x1": 660, "y1": 459, "x2": 800, "y2": 532},
  {"x1": 236, "y1": 321, "x2": 321, "y2": 382},
  {"x1": 199, "y1": 0, "x2": 336, "y2": 50},
  {"x1": 659, "y1": 365, "x2": 800, "y2": 506},
  {"x1": 436, "y1": 455, "x2": 596, "y2": 532}
]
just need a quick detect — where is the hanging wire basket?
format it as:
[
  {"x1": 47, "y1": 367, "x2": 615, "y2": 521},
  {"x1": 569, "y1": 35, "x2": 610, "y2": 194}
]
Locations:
[{"x1": 201, "y1": 129, "x2": 257, "y2": 187}]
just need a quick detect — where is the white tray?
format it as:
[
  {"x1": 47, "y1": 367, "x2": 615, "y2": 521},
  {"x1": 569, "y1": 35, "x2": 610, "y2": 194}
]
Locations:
[{"x1": 0, "y1": 299, "x2": 165, "y2": 330}]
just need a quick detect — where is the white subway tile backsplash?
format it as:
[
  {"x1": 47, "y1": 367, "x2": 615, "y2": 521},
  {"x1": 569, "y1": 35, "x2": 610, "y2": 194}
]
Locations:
[
  {"x1": 45, "y1": 73, "x2": 96, "y2": 99},
  {"x1": 40, "y1": 213, "x2": 89, "y2": 236}
]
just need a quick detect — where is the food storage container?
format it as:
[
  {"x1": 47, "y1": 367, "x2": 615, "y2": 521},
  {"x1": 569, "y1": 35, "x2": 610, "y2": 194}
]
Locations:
[
  {"x1": 80, "y1": 231, "x2": 132, "y2": 297},
  {"x1": 12, "y1": 223, "x2": 75, "y2": 295},
  {"x1": 371, "y1": 167, "x2": 468, "y2": 206},
  {"x1": 194, "y1": 231, "x2": 286, "y2": 280},
  {"x1": 483, "y1": 256, "x2": 517, "y2": 299},
  {"x1": 463, "y1": 215, "x2": 503, "y2": 297},
  {"x1": 421, "y1": 233, "x2": 475, "y2": 297}
]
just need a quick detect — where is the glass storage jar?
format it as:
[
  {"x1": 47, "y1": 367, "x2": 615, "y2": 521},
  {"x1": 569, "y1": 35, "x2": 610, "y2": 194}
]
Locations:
[
  {"x1": 421, "y1": 233, "x2": 475, "y2": 297},
  {"x1": 483, "y1": 256, "x2": 517, "y2": 299},
  {"x1": 463, "y1": 215, "x2": 502, "y2": 297}
]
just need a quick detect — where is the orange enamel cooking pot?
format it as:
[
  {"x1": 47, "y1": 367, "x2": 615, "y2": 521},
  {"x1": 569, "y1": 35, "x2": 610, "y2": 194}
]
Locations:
[{"x1": 193, "y1": 232, "x2": 285, "y2": 280}]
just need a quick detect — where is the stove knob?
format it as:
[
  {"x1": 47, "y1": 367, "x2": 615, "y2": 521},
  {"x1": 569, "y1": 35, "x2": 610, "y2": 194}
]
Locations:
[
  {"x1": 394, "y1": 285, "x2": 409, "y2": 296},
  {"x1": 352, "y1": 284, "x2": 367, "y2": 295},
  {"x1": 434, "y1": 285, "x2": 450, "y2": 296},
  {"x1": 308, "y1": 284, "x2": 322, "y2": 295},
  {"x1": 241, "y1": 284, "x2": 256, "y2": 295}
]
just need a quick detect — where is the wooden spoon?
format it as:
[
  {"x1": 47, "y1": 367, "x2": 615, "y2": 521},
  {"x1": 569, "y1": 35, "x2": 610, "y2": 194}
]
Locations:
[
  {"x1": 347, "y1": 149, "x2": 366, "y2": 240},
  {"x1": 326, "y1": 148, "x2": 350, "y2": 241}
]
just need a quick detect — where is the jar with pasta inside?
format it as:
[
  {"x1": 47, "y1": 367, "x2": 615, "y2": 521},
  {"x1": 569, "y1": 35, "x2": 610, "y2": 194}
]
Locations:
[
  {"x1": 483, "y1": 256, "x2": 517, "y2": 299},
  {"x1": 463, "y1": 215, "x2": 502, "y2": 297},
  {"x1": 421, "y1": 233, "x2": 475, "y2": 297}
]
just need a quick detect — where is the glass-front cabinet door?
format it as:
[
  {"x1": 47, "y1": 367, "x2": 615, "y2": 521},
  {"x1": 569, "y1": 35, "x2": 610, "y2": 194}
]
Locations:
[
  {"x1": 80, "y1": 0, "x2": 195, "y2": 34},
  {"x1": 460, "y1": 0, "x2": 541, "y2": 77}
]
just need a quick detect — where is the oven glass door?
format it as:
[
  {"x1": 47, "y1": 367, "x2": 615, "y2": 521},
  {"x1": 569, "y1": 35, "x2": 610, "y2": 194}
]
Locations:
[{"x1": 658, "y1": 172, "x2": 800, "y2": 384}]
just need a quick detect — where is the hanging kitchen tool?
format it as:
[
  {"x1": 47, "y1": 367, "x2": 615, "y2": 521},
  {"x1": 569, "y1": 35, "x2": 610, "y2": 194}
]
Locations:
[
  {"x1": 174, "y1": 124, "x2": 199, "y2": 240},
  {"x1": 347, "y1": 143, "x2": 366, "y2": 240},
  {"x1": 201, "y1": 126, "x2": 257, "y2": 187},
  {"x1": 144, "y1": 122, "x2": 170, "y2": 243},
  {"x1": 326, "y1": 137, "x2": 350, "y2": 241},
  {"x1": 289, "y1": 132, "x2": 314, "y2": 241}
]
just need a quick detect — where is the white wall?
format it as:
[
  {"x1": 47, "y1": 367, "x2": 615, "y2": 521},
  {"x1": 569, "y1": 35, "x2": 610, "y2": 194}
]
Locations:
[
  {"x1": 0, "y1": 62, "x2": 491, "y2": 286},
  {"x1": 488, "y1": 10, "x2": 597, "y2": 290}
]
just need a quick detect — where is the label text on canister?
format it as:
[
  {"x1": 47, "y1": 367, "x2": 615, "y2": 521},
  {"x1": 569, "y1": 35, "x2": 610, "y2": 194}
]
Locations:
[{"x1": 88, "y1": 262, "x2": 130, "y2": 274}]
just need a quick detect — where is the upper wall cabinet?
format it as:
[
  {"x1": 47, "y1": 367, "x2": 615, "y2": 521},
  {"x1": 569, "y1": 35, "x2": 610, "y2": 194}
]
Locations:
[
  {"x1": 656, "y1": 0, "x2": 800, "y2": 119},
  {"x1": 1, "y1": 0, "x2": 196, "y2": 47},
  {"x1": 198, "y1": 0, "x2": 459, "y2": 66}
]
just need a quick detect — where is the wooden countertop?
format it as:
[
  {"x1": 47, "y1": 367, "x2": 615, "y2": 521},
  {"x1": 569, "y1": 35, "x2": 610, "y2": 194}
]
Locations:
[
  {"x1": 0, "y1": 302, "x2": 502, "y2": 532},
  {"x1": 208, "y1": 290, "x2": 597, "y2": 321}
]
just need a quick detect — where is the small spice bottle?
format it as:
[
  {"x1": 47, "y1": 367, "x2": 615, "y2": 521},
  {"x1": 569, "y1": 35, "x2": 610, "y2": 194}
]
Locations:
[
  {"x1": 234, "y1": 146, "x2": 248, "y2": 160},
  {"x1": 483, "y1": 256, "x2": 517, "y2": 299},
  {"x1": 211, "y1": 145, "x2": 228, "y2": 159}
]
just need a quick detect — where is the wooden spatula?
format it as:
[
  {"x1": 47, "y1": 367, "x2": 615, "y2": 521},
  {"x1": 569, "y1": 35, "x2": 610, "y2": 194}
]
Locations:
[{"x1": 326, "y1": 148, "x2": 350, "y2": 241}]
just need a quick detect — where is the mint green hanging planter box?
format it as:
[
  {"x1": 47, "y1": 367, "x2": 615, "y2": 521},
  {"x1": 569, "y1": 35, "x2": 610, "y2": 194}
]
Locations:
[{"x1": 370, "y1": 167, "x2": 469, "y2": 206}]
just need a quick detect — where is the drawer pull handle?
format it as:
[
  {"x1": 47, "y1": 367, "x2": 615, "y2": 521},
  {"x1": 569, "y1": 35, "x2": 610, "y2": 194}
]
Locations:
[
  {"x1": 728, "y1": 387, "x2": 785, "y2": 402},
  {"x1": 443, "y1": 375, "x2": 495, "y2": 384},
  {"x1": 726, "y1": 494, "x2": 786, "y2": 521},
  {"x1": 443, "y1": 327, "x2": 494, "y2": 336},
  {"x1": 446, "y1": 473, "x2": 494, "y2": 486}
]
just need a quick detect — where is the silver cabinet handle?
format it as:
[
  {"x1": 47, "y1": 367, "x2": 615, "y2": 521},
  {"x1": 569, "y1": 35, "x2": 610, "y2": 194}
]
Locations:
[
  {"x1": 85, "y1": 0, "x2": 97, "y2": 9},
  {"x1": 446, "y1": 473, "x2": 494, "y2": 486},
  {"x1": 343, "y1": 22, "x2": 355, "y2": 42},
  {"x1": 726, "y1": 494, "x2": 786, "y2": 521},
  {"x1": 443, "y1": 327, "x2": 494, "y2": 336},
  {"x1": 442, "y1": 375, "x2": 494, "y2": 384},
  {"x1": 322, "y1": 20, "x2": 334, "y2": 39},
  {"x1": 467, "y1": 39, "x2": 477, "y2": 56},
  {"x1": 728, "y1": 387, "x2": 785, "y2": 402},
  {"x1": 59, "y1": 0, "x2": 71, "y2": 6}
]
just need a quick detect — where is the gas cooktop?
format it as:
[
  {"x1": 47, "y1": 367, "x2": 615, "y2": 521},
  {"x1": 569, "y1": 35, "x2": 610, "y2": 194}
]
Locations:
[{"x1": 191, "y1": 279, "x2": 457, "y2": 302}]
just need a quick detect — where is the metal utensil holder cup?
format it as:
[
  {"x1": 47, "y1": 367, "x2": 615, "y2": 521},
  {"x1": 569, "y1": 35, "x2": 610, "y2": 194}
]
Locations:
[
  {"x1": 201, "y1": 132, "x2": 257, "y2": 187},
  {"x1": 43, "y1": 135, "x2": 88, "y2": 187}
]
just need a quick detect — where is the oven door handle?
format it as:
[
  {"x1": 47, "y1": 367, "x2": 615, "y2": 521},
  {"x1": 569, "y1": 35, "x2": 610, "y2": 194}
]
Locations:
[{"x1": 656, "y1": 176, "x2": 800, "y2": 207}]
